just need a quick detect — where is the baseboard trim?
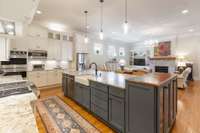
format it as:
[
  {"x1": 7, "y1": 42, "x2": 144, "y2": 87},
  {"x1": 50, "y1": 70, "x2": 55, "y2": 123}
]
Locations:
[{"x1": 38, "y1": 84, "x2": 62, "y2": 90}]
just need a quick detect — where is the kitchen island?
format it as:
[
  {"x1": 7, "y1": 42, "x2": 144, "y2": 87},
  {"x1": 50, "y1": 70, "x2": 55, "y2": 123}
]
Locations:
[{"x1": 62, "y1": 71, "x2": 177, "y2": 133}]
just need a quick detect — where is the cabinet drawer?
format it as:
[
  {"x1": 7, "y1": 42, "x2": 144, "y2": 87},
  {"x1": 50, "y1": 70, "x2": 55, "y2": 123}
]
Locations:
[
  {"x1": 91, "y1": 88, "x2": 108, "y2": 101},
  {"x1": 90, "y1": 81, "x2": 108, "y2": 92},
  {"x1": 91, "y1": 104, "x2": 108, "y2": 121},
  {"x1": 109, "y1": 86, "x2": 125, "y2": 98},
  {"x1": 91, "y1": 96, "x2": 108, "y2": 110}
]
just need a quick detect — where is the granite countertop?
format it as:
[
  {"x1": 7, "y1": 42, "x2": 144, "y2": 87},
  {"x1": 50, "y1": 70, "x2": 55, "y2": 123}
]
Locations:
[
  {"x1": 0, "y1": 75, "x2": 27, "y2": 85},
  {"x1": 88, "y1": 72, "x2": 137, "y2": 89},
  {"x1": 64, "y1": 70, "x2": 137, "y2": 89},
  {"x1": 27, "y1": 68, "x2": 64, "y2": 72},
  {"x1": 0, "y1": 93, "x2": 38, "y2": 133},
  {"x1": 63, "y1": 69, "x2": 92, "y2": 75},
  {"x1": 127, "y1": 72, "x2": 177, "y2": 87},
  {"x1": 64, "y1": 70, "x2": 177, "y2": 89}
]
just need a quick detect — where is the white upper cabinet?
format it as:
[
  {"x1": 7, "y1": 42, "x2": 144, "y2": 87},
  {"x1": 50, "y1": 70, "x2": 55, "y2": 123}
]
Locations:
[
  {"x1": 10, "y1": 37, "x2": 28, "y2": 51},
  {"x1": 10, "y1": 24, "x2": 74, "y2": 61},
  {"x1": 47, "y1": 39, "x2": 61, "y2": 60},
  {"x1": 75, "y1": 34, "x2": 89, "y2": 53},
  {"x1": 0, "y1": 37, "x2": 10, "y2": 61},
  {"x1": 61, "y1": 40, "x2": 73, "y2": 61}
]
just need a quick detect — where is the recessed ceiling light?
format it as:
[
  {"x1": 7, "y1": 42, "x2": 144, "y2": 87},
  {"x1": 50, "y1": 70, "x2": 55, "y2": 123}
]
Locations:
[
  {"x1": 189, "y1": 29, "x2": 194, "y2": 32},
  {"x1": 182, "y1": 9, "x2": 189, "y2": 14},
  {"x1": 36, "y1": 10, "x2": 42, "y2": 14}
]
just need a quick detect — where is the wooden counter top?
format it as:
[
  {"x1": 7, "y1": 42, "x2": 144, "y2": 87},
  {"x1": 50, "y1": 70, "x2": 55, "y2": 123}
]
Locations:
[{"x1": 127, "y1": 72, "x2": 177, "y2": 87}]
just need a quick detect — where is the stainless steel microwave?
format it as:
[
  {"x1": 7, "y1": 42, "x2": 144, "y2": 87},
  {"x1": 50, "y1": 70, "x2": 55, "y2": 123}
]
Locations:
[{"x1": 28, "y1": 50, "x2": 47, "y2": 59}]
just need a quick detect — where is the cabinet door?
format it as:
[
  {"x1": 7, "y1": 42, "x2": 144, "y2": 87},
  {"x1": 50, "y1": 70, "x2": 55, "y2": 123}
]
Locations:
[
  {"x1": 54, "y1": 40, "x2": 61, "y2": 60},
  {"x1": 47, "y1": 39, "x2": 61, "y2": 60},
  {"x1": 27, "y1": 72, "x2": 38, "y2": 85},
  {"x1": 37, "y1": 71, "x2": 47, "y2": 87},
  {"x1": 10, "y1": 37, "x2": 28, "y2": 51},
  {"x1": 47, "y1": 71, "x2": 57, "y2": 85},
  {"x1": 126, "y1": 84, "x2": 156, "y2": 133},
  {"x1": 62, "y1": 75, "x2": 66, "y2": 92},
  {"x1": 61, "y1": 41, "x2": 73, "y2": 61},
  {"x1": 74, "y1": 83, "x2": 82, "y2": 103},
  {"x1": 67, "y1": 76, "x2": 74, "y2": 98},
  {"x1": 109, "y1": 95, "x2": 125, "y2": 133},
  {"x1": 0, "y1": 38, "x2": 10, "y2": 61},
  {"x1": 82, "y1": 85, "x2": 90, "y2": 110},
  {"x1": 55, "y1": 70, "x2": 62, "y2": 84}
]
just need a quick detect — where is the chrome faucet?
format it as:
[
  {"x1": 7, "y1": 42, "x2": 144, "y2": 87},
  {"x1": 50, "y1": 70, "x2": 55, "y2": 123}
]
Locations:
[{"x1": 89, "y1": 62, "x2": 98, "y2": 76}]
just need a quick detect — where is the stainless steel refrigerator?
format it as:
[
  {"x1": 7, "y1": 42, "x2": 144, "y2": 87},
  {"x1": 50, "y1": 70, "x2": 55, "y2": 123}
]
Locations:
[{"x1": 76, "y1": 53, "x2": 89, "y2": 71}]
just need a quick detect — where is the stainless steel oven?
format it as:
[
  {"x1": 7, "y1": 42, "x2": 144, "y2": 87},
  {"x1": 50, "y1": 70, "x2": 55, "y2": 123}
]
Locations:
[
  {"x1": 28, "y1": 50, "x2": 47, "y2": 59},
  {"x1": 33, "y1": 64, "x2": 45, "y2": 71},
  {"x1": 0, "y1": 51, "x2": 27, "y2": 78}
]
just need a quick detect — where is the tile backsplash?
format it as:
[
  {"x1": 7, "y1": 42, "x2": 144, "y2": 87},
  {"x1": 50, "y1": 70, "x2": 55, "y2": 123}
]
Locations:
[{"x1": 28, "y1": 60, "x2": 69, "y2": 71}]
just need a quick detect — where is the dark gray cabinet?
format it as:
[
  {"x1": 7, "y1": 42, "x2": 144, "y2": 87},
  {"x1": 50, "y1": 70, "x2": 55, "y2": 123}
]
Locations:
[
  {"x1": 90, "y1": 81, "x2": 108, "y2": 121},
  {"x1": 74, "y1": 83, "x2": 90, "y2": 110},
  {"x1": 126, "y1": 78, "x2": 178, "y2": 133},
  {"x1": 62, "y1": 73, "x2": 74, "y2": 98},
  {"x1": 126, "y1": 84, "x2": 156, "y2": 133},
  {"x1": 74, "y1": 83, "x2": 82, "y2": 104},
  {"x1": 109, "y1": 86, "x2": 125, "y2": 133},
  {"x1": 82, "y1": 84, "x2": 91, "y2": 109},
  {"x1": 109, "y1": 95, "x2": 125, "y2": 133}
]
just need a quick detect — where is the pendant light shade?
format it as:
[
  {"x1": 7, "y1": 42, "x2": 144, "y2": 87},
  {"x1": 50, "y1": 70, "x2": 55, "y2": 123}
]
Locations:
[
  {"x1": 123, "y1": 0, "x2": 128, "y2": 34},
  {"x1": 84, "y1": 10, "x2": 89, "y2": 43},
  {"x1": 123, "y1": 21, "x2": 128, "y2": 34},
  {"x1": 99, "y1": 29, "x2": 104, "y2": 40},
  {"x1": 99, "y1": 0, "x2": 104, "y2": 40},
  {"x1": 84, "y1": 36, "x2": 89, "y2": 43}
]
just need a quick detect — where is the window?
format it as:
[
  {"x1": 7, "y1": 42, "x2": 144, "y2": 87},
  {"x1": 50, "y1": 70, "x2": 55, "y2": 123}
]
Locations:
[
  {"x1": 119, "y1": 47, "x2": 125, "y2": 56},
  {"x1": 108, "y1": 45, "x2": 117, "y2": 58}
]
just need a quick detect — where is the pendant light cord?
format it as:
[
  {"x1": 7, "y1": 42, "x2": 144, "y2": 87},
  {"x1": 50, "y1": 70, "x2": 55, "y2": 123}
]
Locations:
[
  {"x1": 125, "y1": 0, "x2": 128, "y2": 23},
  {"x1": 84, "y1": 11, "x2": 88, "y2": 37},
  {"x1": 100, "y1": 0, "x2": 104, "y2": 32}
]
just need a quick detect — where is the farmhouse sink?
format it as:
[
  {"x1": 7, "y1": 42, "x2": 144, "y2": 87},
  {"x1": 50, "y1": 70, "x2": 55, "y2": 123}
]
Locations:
[{"x1": 75, "y1": 74, "x2": 101, "y2": 86}]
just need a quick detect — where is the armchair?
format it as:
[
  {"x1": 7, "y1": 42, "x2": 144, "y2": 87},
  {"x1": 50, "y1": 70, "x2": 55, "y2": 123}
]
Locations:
[{"x1": 177, "y1": 67, "x2": 192, "y2": 89}]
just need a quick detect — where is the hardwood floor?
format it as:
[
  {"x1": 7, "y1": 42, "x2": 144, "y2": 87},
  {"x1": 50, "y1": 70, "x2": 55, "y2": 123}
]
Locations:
[
  {"x1": 35, "y1": 81, "x2": 200, "y2": 133},
  {"x1": 172, "y1": 81, "x2": 200, "y2": 133}
]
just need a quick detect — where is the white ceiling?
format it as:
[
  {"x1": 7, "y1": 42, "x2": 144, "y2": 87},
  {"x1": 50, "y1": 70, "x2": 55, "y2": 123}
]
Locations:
[
  {"x1": 0, "y1": 0, "x2": 40, "y2": 24},
  {"x1": 33, "y1": 0, "x2": 200, "y2": 43}
]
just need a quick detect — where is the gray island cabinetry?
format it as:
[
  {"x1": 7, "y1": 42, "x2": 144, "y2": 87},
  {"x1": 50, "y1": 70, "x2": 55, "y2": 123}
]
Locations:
[
  {"x1": 74, "y1": 82, "x2": 91, "y2": 110},
  {"x1": 126, "y1": 73, "x2": 177, "y2": 133},
  {"x1": 62, "y1": 71, "x2": 177, "y2": 133}
]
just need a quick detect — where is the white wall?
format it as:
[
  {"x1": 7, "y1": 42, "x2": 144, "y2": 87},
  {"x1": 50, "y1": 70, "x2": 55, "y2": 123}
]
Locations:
[
  {"x1": 87, "y1": 38, "x2": 131, "y2": 67},
  {"x1": 131, "y1": 33, "x2": 200, "y2": 80}
]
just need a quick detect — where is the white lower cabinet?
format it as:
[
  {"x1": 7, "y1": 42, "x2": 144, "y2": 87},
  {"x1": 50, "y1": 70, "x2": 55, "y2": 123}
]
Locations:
[
  {"x1": 0, "y1": 37, "x2": 10, "y2": 61},
  {"x1": 27, "y1": 70, "x2": 62, "y2": 88}
]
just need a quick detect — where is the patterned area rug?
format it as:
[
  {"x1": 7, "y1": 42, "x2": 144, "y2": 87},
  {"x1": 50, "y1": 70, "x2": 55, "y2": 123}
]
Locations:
[{"x1": 35, "y1": 96, "x2": 100, "y2": 133}]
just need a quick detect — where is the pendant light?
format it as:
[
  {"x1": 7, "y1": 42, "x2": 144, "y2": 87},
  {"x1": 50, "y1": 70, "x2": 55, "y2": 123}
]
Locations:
[
  {"x1": 123, "y1": 0, "x2": 128, "y2": 34},
  {"x1": 99, "y1": 0, "x2": 104, "y2": 40},
  {"x1": 84, "y1": 10, "x2": 89, "y2": 43}
]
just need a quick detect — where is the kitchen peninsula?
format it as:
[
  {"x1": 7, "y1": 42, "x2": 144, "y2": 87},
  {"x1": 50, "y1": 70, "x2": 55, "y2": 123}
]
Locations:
[{"x1": 62, "y1": 71, "x2": 177, "y2": 133}]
